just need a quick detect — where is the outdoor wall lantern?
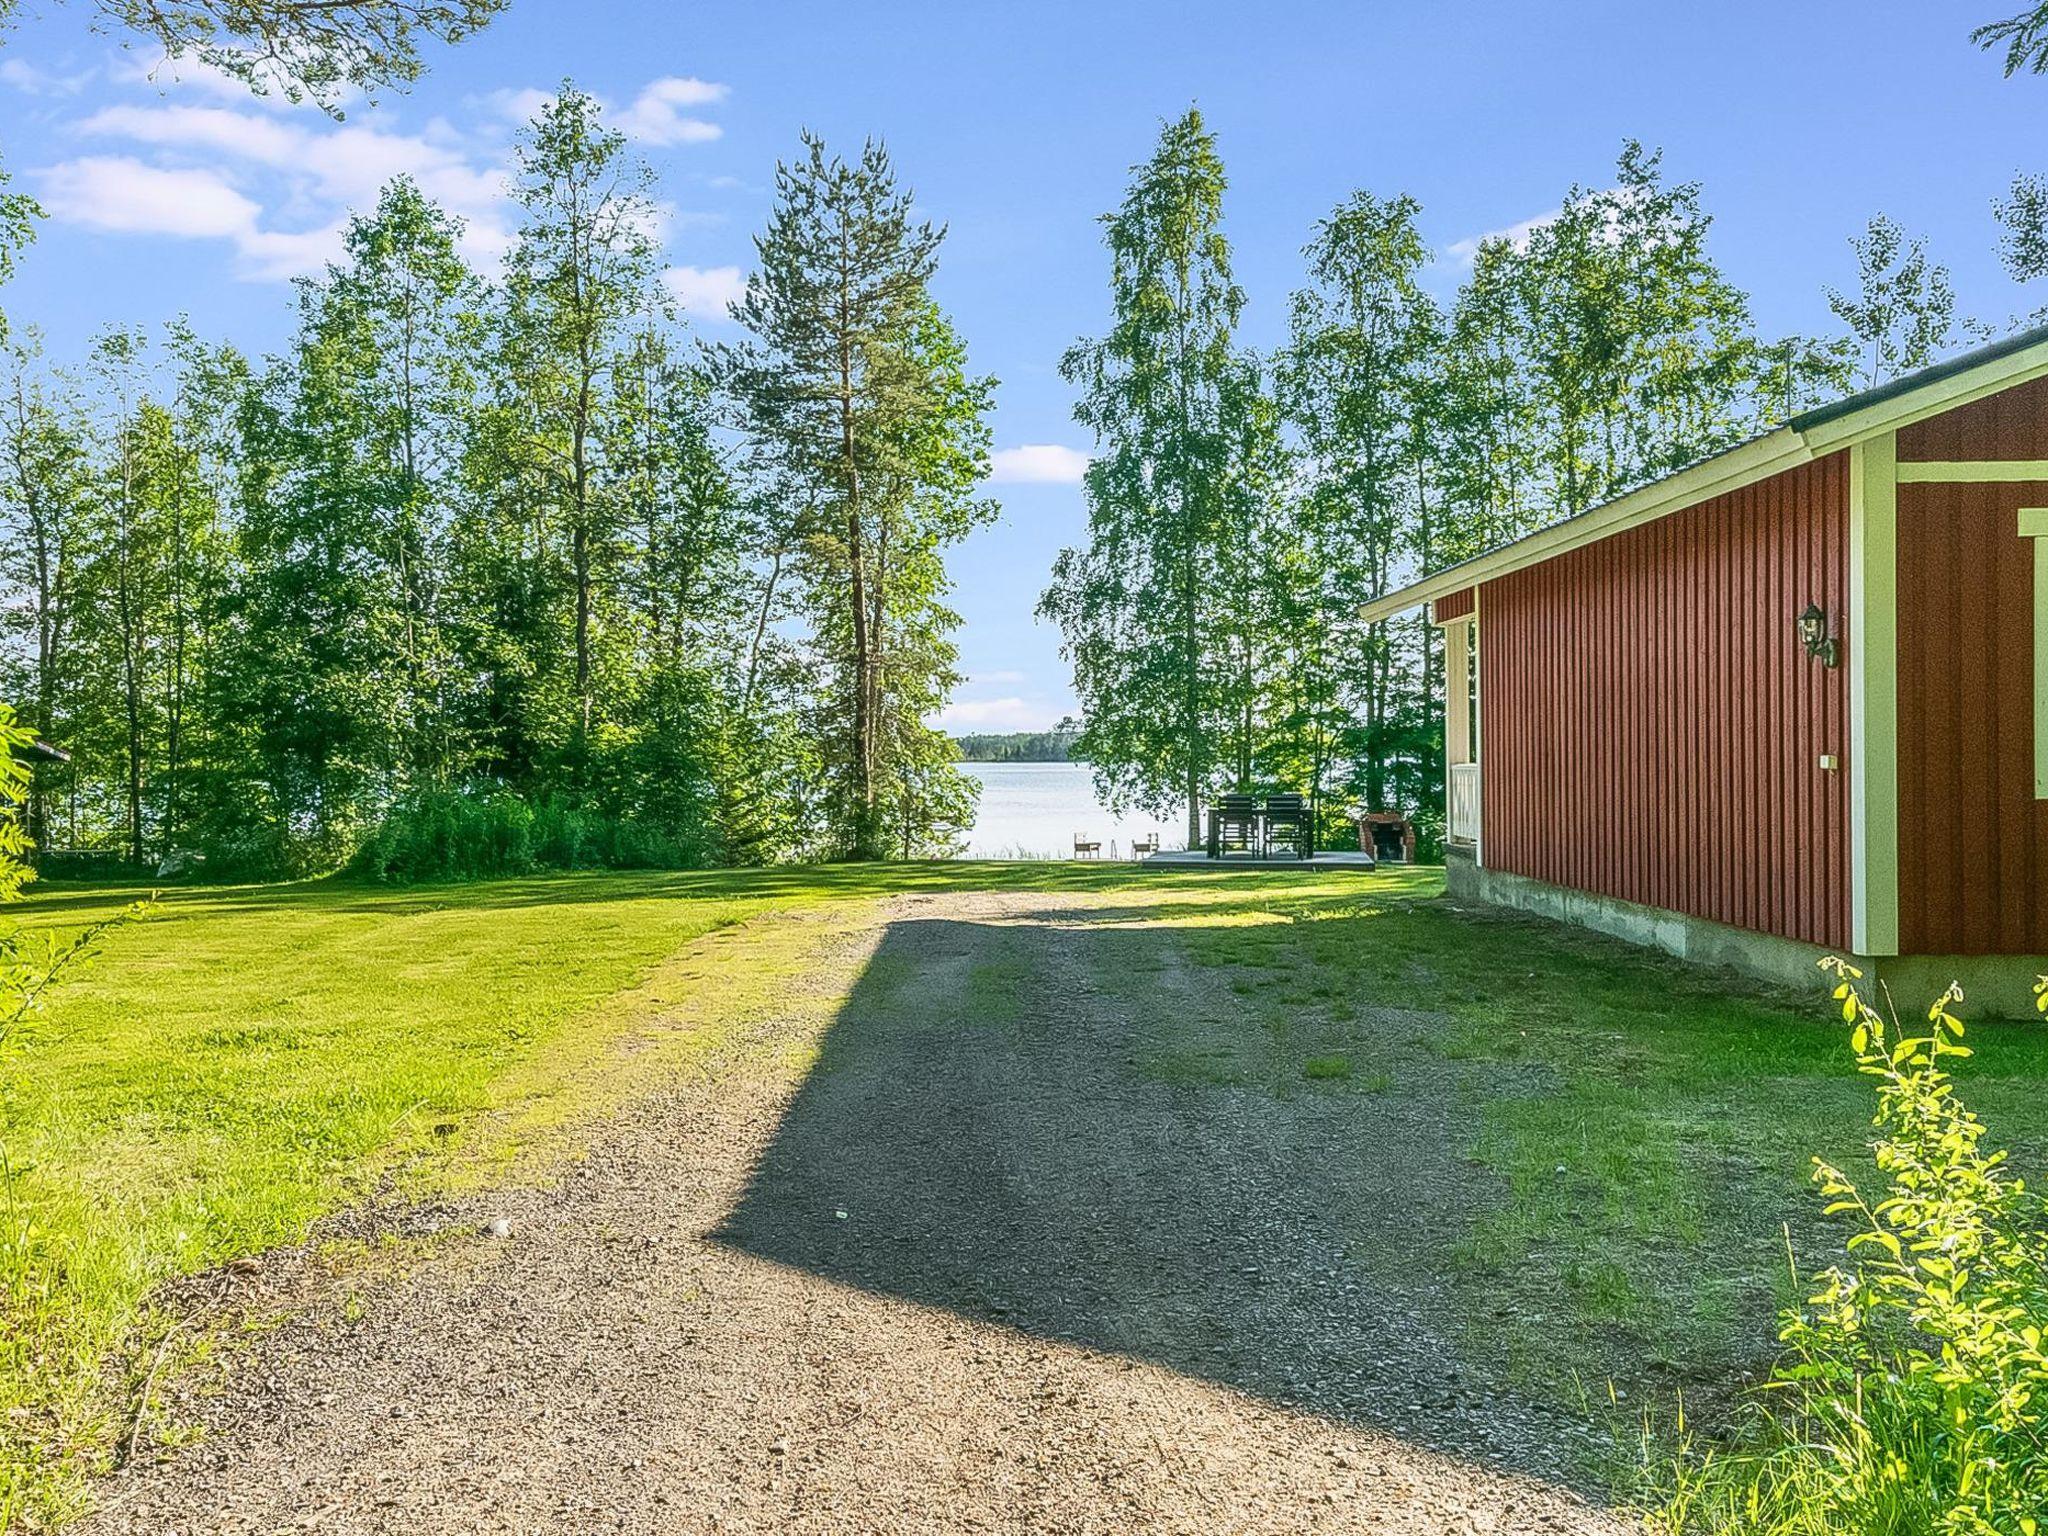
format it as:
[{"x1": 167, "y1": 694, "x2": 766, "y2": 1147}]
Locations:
[{"x1": 1796, "y1": 603, "x2": 1839, "y2": 668}]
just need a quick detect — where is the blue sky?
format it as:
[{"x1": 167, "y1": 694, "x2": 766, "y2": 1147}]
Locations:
[{"x1": 0, "y1": 0, "x2": 2042, "y2": 729}]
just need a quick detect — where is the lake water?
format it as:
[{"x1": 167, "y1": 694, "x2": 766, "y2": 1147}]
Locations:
[{"x1": 956, "y1": 762, "x2": 1184, "y2": 859}]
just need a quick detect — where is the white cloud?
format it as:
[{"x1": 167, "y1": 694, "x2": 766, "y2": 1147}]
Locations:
[
  {"x1": 73, "y1": 100, "x2": 513, "y2": 273},
  {"x1": 1446, "y1": 207, "x2": 1560, "y2": 266},
  {"x1": 37, "y1": 156, "x2": 260, "y2": 240},
  {"x1": 936, "y1": 697, "x2": 1049, "y2": 731},
  {"x1": 81, "y1": 102, "x2": 303, "y2": 161},
  {"x1": 41, "y1": 69, "x2": 731, "y2": 283},
  {"x1": 234, "y1": 220, "x2": 352, "y2": 282},
  {"x1": 989, "y1": 444, "x2": 1090, "y2": 485},
  {"x1": 110, "y1": 50, "x2": 341, "y2": 112},
  {"x1": 1446, "y1": 184, "x2": 1644, "y2": 266},
  {"x1": 481, "y1": 85, "x2": 557, "y2": 128},
  {"x1": 0, "y1": 58, "x2": 96, "y2": 97},
  {"x1": 662, "y1": 263, "x2": 746, "y2": 322},
  {"x1": 35, "y1": 155, "x2": 354, "y2": 281},
  {"x1": 488, "y1": 77, "x2": 728, "y2": 144},
  {"x1": 615, "y1": 76, "x2": 728, "y2": 145}
]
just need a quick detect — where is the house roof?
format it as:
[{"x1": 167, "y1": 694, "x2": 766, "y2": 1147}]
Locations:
[{"x1": 1360, "y1": 321, "x2": 2048, "y2": 623}]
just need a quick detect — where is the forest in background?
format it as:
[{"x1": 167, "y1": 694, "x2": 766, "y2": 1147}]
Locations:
[
  {"x1": 952, "y1": 729, "x2": 1078, "y2": 763},
  {"x1": 4, "y1": 24, "x2": 2046, "y2": 873},
  {"x1": 1042, "y1": 112, "x2": 2030, "y2": 851},
  {"x1": 0, "y1": 90, "x2": 995, "y2": 876}
]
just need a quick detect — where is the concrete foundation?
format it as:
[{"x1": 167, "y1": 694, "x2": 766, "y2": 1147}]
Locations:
[{"x1": 1443, "y1": 843, "x2": 2047, "y2": 1019}]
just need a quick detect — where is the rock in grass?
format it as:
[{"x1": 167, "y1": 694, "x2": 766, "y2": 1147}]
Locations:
[{"x1": 483, "y1": 1217, "x2": 513, "y2": 1239}]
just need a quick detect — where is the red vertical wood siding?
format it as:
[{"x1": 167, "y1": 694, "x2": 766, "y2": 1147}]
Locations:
[
  {"x1": 1897, "y1": 373, "x2": 2048, "y2": 461},
  {"x1": 1430, "y1": 588, "x2": 1476, "y2": 624},
  {"x1": 1894, "y1": 481, "x2": 2047, "y2": 955},
  {"x1": 1478, "y1": 454, "x2": 1852, "y2": 950}
]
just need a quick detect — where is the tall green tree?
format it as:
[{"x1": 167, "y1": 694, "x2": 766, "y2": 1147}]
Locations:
[
  {"x1": 1211, "y1": 354, "x2": 1288, "y2": 801},
  {"x1": 1513, "y1": 144, "x2": 1762, "y2": 516},
  {"x1": 321, "y1": 179, "x2": 478, "y2": 787},
  {"x1": 493, "y1": 85, "x2": 660, "y2": 747},
  {"x1": 1278, "y1": 190, "x2": 1438, "y2": 823},
  {"x1": 720, "y1": 135, "x2": 993, "y2": 858},
  {"x1": 1434, "y1": 235, "x2": 1544, "y2": 563},
  {"x1": 220, "y1": 181, "x2": 475, "y2": 864},
  {"x1": 0, "y1": 339, "x2": 88, "y2": 845},
  {"x1": 1040, "y1": 109, "x2": 1249, "y2": 847},
  {"x1": 67, "y1": 331, "x2": 179, "y2": 865},
  {"x1": 1826, "y1": 214, "x2": 1958, "y2": 386}
]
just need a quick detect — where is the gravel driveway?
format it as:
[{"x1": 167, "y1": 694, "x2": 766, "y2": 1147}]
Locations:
[{"x1": 80, "y1": 888, "x2": 1633, "y2": 1535}]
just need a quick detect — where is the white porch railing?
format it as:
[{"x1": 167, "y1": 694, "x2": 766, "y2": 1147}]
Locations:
[{"x1": 1448, "y1": 762, "x2": 1481, "y2": 845}]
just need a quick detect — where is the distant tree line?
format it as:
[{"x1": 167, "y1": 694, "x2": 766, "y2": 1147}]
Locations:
[
  {"x1": 952, "y1": 728, "x2": 1078, "y2": 763},
  {"x1": 1043, "y1": 111, "x2": 2019, "y2": 850},
  {"x1": 0, "y1": 88, "x2": 992, "y2": 875}
]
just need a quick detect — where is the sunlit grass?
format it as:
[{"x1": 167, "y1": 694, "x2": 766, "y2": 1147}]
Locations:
[
  {"x1": 1082, "y1": 879, "x2": 2048, "y2": 1466},
  {"x1": 12, "y1": 858, "x2": 2047, "y2": 1523},
  {"x1": 0, "y1": 858, "x2": 1357, "y2": 1526}
]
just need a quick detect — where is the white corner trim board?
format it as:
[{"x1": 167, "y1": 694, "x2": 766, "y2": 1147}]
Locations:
[
  {"x1": 2022, "y1": 509, "x2": 2048, "y2": 800},
  {"x1": 1850, "y1": 437, "x2": 1901, "y2": 955},
  {"x1": 1896, "y1": 460, "x2": 2048, "y2": 483}
]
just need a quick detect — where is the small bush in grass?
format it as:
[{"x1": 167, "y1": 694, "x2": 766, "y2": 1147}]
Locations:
[
  {"x1": 350, "y1": 788, "x2": 708, "y2": 881},
  {"x1": 350, "y1": 788, "x2": 537, "y2": 880},
  {"x1": 1646, "y1": 963, "x2": 2048, "y2": 1535}
]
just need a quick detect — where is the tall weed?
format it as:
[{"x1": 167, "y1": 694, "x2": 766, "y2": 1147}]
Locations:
[
  {"x1": 1647, "y1": 964, "x2": 2048, "y2": 1535},
  {"x1": 351, "y1": 787, "x2": 709, "y2": 881}
]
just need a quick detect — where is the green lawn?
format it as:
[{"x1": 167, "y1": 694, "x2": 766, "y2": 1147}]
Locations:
[
  {"x1": 0, "y1": 860, "x2": 1290, "y2": 1526},
  {"x1": 7, "y1": 862, "x2": 2047, "y2": 1526},
  {"x1": 1097, "y1": 883, "x2": 2048, "y2": 1440}
]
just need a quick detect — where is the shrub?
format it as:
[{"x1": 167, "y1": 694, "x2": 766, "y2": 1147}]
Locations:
[
  {"x1": 350, "y1": 788, "x2": 536, "y2": 880},
  {"x1": 351, "y1": 787, "x2": 710, "y2": 881},
  {"x1": 1647, "y1": 964, "x2": 2048, "y2": 1535}
]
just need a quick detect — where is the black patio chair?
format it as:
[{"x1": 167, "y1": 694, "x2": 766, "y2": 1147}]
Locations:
[
  {"x1": 1207, "y1": 794, "x2": 1259, "y2": 857},
  {"x1": 1262, "y1": 793, "x2": 1311, "y2": 859}
]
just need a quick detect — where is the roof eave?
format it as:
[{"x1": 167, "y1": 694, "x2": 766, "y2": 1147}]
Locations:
[
  {"x1": 1360, "y1": 427, "x2": 1809, "y2": 623},
  {"x1": 1361, "y1": 325, "x2": 2048, "y2": 625}
]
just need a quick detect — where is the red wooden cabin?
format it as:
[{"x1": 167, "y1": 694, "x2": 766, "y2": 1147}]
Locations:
[{"x1": 1366, "y1": 329, "x2": 2048, "y2": 1014}]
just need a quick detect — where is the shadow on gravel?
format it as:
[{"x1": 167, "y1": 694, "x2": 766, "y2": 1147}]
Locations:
[{"x1": 713, "y1": 906, "x2": 1600, "y2": 1492}]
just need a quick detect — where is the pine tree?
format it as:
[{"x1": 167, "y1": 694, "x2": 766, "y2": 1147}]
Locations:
[{"x1": 719, "y1": 135, "x2": 992, "y2": 858}]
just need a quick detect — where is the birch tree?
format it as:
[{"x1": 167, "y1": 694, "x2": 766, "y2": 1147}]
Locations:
[
  {"x1": 1278, "y1": 191, "x2": 1437, "y2": 820},
  {"x1": 1040, "y1": 109, "x2": 1247, "y2": 846},
  {"x1": 1826, "y1": 214, "x2": 1958, "y2": 387},
  {"x1": 499, "y1": 85, "x2": 660, "y2": 741}
]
